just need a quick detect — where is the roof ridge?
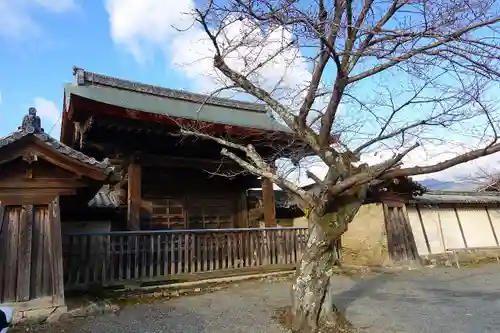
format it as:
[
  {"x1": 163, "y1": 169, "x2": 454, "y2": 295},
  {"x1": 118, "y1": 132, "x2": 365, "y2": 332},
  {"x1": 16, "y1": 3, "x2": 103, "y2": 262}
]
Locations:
[
  {"x1": 72, "y1": 66, "x2": 269, "y2": 114},
  {"x1": 425, "y1": 190, "x2": 500, "y2": 197}
]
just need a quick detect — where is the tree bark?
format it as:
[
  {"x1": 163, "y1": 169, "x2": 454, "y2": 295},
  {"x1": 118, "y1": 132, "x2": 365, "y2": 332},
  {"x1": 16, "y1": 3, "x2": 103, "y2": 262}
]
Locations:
[{"x1": 290, "y1": 200, "x2": 363, "y2": 333}]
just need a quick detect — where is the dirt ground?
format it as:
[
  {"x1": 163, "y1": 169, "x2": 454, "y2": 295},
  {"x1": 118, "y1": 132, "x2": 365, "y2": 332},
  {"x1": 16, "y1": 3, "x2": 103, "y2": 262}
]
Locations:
[{"x1": 12, "y1": 263, "x2": 500, "y2": 332}]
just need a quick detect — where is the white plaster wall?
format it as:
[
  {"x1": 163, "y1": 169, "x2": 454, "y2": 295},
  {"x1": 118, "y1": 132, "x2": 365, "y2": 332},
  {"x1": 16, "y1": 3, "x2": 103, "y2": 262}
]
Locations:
[
  {"x1": 417, "y1": 208, "x2": 445, "y2": 254},
  {"x1": 458, "y1": 208, "x2": 497, "y2": 247},
  {"x1": 438, "y1": 208, "x2": 466, "y2": 250},
  {"x1": 408, "y1": 205, "x2": 500, "y2": 255},
  {"x1": 486, "y1": 207, "x2": 500, "y2": 240},
  {"x1": 406, "y1": 207, "x2": 430, "y2": 256}
]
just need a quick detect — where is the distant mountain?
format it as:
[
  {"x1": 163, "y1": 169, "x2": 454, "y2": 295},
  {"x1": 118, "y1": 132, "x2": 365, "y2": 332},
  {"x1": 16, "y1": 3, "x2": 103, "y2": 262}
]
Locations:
[
  {"x1": 418, "y1": 178, "x2": 477, "y2": 191},
  {"x1": 418, "y1": 178, "x2": 455, "y2": 190}
]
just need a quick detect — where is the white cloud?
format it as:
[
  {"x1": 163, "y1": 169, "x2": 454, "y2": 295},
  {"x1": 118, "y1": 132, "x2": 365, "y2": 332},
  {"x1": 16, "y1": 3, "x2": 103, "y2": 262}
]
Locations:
[
  {"x1": 0, "y1": 0, "x2": 38, "y2": 38},
  {"x1": 170, "y1": 21, "x2": 311, "y2": 102},
  {"x1": 33, "y1": 97, "x2": 61, "y2": 137},
  {"x1": 105, "y1": 0, "x2": 194, "y2": 63},
  {"x1": 0, "y1": 0, "x2": 76, "y2": 38},
  {"x1": 105, "y1": 0, "x2": 311, "y2": 102}
]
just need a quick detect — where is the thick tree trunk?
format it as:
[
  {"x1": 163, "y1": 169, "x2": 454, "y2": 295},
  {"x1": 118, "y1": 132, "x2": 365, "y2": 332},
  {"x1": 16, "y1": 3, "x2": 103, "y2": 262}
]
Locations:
[{"x1": 290, "y1": 201, "x2": 363, "y2": 333}]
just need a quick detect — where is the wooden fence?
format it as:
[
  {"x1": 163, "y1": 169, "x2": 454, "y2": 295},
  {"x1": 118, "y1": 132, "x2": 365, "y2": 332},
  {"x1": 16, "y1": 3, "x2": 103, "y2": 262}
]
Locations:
[{"x1": 63, "y1": 227, "x2": 309, "y2": 289}]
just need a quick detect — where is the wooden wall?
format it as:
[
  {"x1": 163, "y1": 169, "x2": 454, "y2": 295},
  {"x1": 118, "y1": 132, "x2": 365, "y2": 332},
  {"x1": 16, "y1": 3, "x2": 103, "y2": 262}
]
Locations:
[
  {"x1": 138, "y1": 166, "x2": 248, "y2": 230},
  {"x1": 0, "y1": 200, "x2": 64, "y2": 307}
]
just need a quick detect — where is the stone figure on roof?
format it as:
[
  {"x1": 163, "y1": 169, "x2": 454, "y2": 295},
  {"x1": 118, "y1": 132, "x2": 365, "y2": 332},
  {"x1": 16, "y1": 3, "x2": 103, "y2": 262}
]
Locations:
[{"x1": 19, "y1": 107, "x2": 44, "y2": 134}]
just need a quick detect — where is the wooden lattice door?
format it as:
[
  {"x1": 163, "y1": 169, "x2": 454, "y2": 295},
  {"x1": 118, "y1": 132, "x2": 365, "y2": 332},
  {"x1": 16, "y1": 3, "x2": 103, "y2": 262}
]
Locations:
[
  {"x1": 148, "y1": 197, "x2": 186, "y2": 229},
  {"x1": 187, "y1": 196, "x2": 235, "y2": 229}
]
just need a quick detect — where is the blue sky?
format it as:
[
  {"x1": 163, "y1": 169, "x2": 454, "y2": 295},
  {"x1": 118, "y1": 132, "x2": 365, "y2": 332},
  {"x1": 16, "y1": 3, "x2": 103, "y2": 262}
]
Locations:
[{"x1": 0, "y1": 0, "x2": 194, "y2": 138}]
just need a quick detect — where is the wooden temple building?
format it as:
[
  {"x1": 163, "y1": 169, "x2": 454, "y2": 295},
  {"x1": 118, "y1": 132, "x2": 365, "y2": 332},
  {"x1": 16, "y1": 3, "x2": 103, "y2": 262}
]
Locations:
[
  {"x1": 60, "y1": 67, "x2": 307, "y2": 233},
  {"x1": 0, "y1": 108, "x2": 115, "y2": 318}
]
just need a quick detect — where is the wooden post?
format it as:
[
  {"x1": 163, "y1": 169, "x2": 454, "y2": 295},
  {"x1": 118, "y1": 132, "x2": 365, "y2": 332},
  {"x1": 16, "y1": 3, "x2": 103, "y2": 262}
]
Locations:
[
  {"x1": 261, "y1": 177, "x2": 276, "y2": 227},
  {"x1": 127, "y1": 161, "x2": 142, "y2": 231},
  {"x1": 236, "y1": 192, "x2": 249, "y2": 228},
  {"x1": 50, "y1": 198, "x2": 65, "y2": 306}
]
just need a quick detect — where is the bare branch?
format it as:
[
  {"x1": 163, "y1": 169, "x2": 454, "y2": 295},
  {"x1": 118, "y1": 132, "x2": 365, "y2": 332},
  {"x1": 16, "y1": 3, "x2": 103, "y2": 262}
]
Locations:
[
  {"x1": 181, "y1": 129, "x2": 313, "y2": 202},
  {"x1": 383, "y1": 141, "x2": 500, "y2": 179},
  {"x1": 327, "y1": 142, "x2": 421, "y2": 196},
  {"x1": 348, "y1": 16, "x2": 500, "y2": 83},
  {"x1": 306, "y1": 170, "x2": 323, "y2": 185}
]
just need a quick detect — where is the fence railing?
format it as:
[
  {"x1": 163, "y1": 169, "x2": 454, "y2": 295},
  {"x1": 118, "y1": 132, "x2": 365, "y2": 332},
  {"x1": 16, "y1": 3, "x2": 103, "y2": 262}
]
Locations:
[{"x1": 63, "y1": 227, "x2": 309, "y2": 289}]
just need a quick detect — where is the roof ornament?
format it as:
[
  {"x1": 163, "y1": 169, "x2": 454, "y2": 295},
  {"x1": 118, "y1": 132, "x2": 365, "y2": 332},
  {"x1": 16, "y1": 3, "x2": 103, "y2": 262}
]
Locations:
[
  {"x1": 72, "y1": 66, "x2": 85, "y2": 85},
  {"x1": 19, "y1": 107, "x2": 44, "y2": 134}
]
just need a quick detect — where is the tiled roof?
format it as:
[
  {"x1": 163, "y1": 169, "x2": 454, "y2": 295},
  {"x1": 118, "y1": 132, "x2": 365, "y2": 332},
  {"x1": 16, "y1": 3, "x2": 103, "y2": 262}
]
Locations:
[
  {"x1": 88, "y1": 185, "x2": 122, "y2": 208},
  {"x1": 0, "y1": 130, "x2": 111, "y2": 170},
  {"x1": 66, "y1": 67, "x2": 290, "y2": 133},
  {"x1": 72, "y1": 66, "x2": 269, "y2": 113},
  {"x1": 410, "y1": 191, "x2": 500, "y2": 204}
]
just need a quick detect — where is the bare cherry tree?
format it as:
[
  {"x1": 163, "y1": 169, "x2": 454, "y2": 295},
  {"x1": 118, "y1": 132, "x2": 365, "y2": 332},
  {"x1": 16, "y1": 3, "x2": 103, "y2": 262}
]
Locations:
[
  {"x1": 456, "y1": 163, "x2": 500, "y2": 191},
  {"x1": 178, "y1": 0, "x2": 500, "y2": 331}
]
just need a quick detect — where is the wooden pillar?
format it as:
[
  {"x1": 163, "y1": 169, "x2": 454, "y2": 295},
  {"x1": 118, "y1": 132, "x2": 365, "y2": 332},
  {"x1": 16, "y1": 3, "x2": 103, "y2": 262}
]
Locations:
[
  {"x1": 261, "y1": 177, "x2": 276, "y2": 227},
  {"x1": 127, "y1": 161, "x2": 142, "y2": 231},
  {"x1": 236, "y1": 192, "x2": 249, "y2": 228},
  {"x1": 49, "y1": 197, "x2": 65, "y2": 306}
]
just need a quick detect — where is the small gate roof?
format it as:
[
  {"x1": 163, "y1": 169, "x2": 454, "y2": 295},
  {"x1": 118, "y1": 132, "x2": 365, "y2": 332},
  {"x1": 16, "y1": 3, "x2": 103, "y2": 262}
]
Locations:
[
  {"x1": 410, "y1": 191, "x2": 500, "y2": 205},
  {"x1": 0, "y1": 107, "x2": 114, "y2": 183}
]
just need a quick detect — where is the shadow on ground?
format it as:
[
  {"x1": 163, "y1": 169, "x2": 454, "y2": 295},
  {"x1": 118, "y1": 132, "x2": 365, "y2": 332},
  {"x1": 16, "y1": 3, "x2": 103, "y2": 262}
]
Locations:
[{"x1": 333, "y1": 272, "x2": 395, "y2": 314}]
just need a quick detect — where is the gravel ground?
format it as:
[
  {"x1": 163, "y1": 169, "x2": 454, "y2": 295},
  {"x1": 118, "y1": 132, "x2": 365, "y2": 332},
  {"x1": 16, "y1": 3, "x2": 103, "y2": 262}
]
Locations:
[{"x1": 14, "y1": 264, "x2": 500, "y2": 332}]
